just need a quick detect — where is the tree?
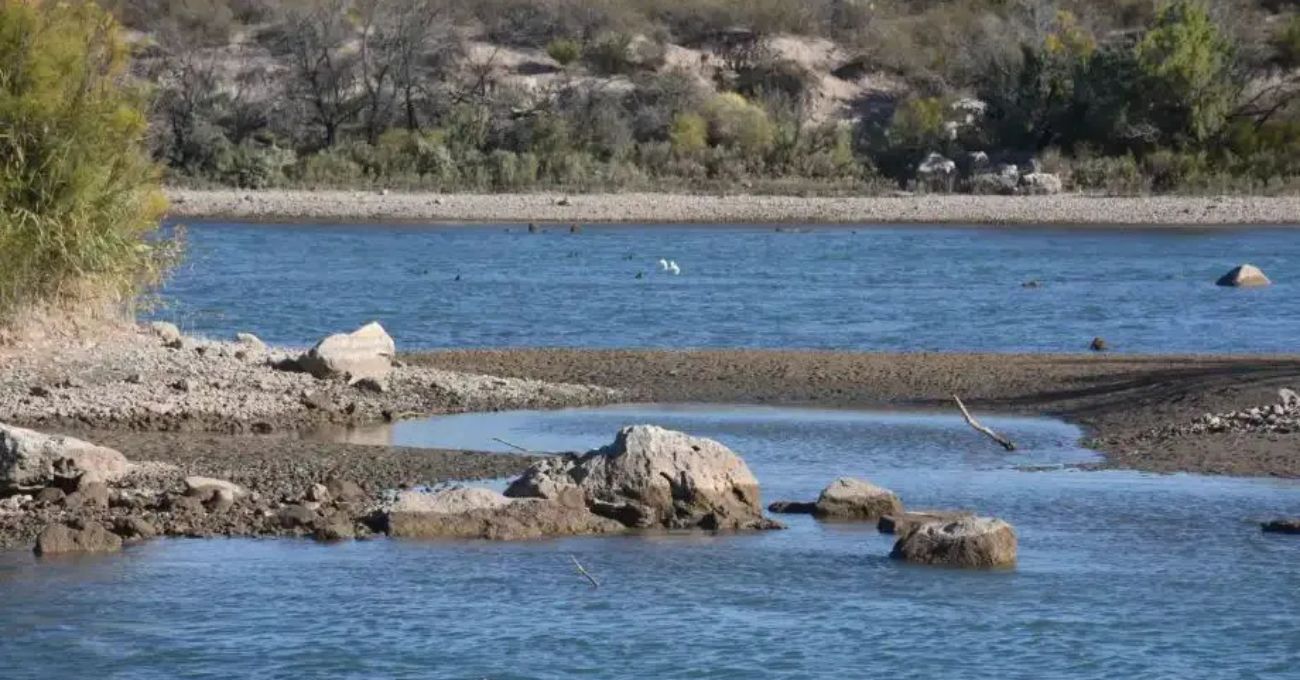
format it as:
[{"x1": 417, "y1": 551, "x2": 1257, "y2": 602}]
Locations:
[
  {"x1": 1134, "y1": 0, "x2": 1234, "y2": 144},
  {"x1": 356, "y1": 0, "x2": 450, "y2": 141},
  {"x1": 276, "y1": 0, "x2": 362, "y2": 148},
  {"x1": 0, "y1": 0, "x2": 173, "y2": 322}
]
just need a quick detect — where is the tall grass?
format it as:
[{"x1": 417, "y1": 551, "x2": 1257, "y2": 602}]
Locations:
[{"x1": 0, "y1": 0, "x2": 176, "y2": 326}]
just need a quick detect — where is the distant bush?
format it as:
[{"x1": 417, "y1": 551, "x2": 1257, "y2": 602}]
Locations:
[
  {"x1": 703, "y1": 93, "x2": 775, "y2": 156},
  {"x1": 546, "y1": 38, "x2": 582, "y2": 67},
  {"x1": 0, "y1": 1, "x2": 175, "y2": 323},
  {"x1": 668, "y1": 113, "x2": 708, "y2": 154}
]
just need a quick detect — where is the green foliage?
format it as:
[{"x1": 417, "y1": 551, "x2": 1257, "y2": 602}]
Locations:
[
  {"x1": 1068, "y1": 154, "x2": 1146, "y2": 194},
  {"x1": 0, "y1": 0, "x2": 174, "y2": 321},
  {"x1": 546, "y1": 38, "x2": 581, "y2": 67},
  {"x1": 1271, "y1": 14, "x2": 1300, "y2": 67},
  {"x1": 1135, "y1": 0, "x2": 1234, "y2": 143},
  {"x1": 668, "y1": 113, "x2": 708, "y2": 154},
  {"x1": 702, "y1": 93, "x2": 775, "y2": 156}
]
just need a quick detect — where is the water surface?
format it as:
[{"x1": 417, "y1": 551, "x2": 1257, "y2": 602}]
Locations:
[
  {"x1": 154, "y1": 222, "x2": 1300, "y2": 353},
  {"x1": 4, "y1": 405, "x2": 1298, "y2": 679}
]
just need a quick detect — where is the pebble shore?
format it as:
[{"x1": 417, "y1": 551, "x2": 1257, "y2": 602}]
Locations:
[{"x1": 167, "y1": 189, "x2": 1300, "y2": 226}]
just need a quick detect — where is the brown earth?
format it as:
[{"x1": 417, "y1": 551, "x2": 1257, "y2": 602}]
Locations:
[{"x1": 412, "y1": 349, "x2": 1300, "y2": 477}]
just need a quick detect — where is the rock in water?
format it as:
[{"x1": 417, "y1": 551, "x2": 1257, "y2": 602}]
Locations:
[
  {"x1": 768, "y1": 500, "x2": 818, "y2": 514},
  {"x1": 383, "y1": 487, "x2": 622, "y2": 540},
  {"x1": 890, "y1": 516, "x2": 1017, "y2": 568},
  {"x1": 1216, "y1": 264, "x2": 1271, "y2": 287},
  {"x1": 1090, "y1": 337, "x2": 1108, "y2": 352},
  {"x1": 1261, "y1": 518, "x2": 1300, "y2": 535},
  {"x1": 0, "y1": 424, "x2": 132, "y2": 492},
  {"x1": 296, "y1": 321, "x2": 396, "y2": 384},
  {"x1": 506, "y1": 425, "x2": 779, "y2": 530},
  {"x1": 813, "y1": 477, "x2": 903, "y2": 520},
  {"x1": 34, "y1": 521, "x2": 123, "y2": 555},
  {"x1": 878, "y1": 510, "x2": 973, "y2": 536}
]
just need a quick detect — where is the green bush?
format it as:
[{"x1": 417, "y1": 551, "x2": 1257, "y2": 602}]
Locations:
[
  {"x1": 703, "y1": 93, "x2": 775, "y2": 157},
  {"x1": 669, "y1": 112, "x2": 708, "y2": 154},
  {"x1": 0, "y1": 1, "x2": 175, "y2": 322},
  {"x1": 546, "y1": 38, "x2": 582, "y2": 67},
  {"x1": 1068, "y1": 154, "x2": 1146, "y2": 194}
]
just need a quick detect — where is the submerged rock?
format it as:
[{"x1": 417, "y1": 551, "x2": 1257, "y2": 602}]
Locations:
[
  {"x1": 813, "y1": 477, "x2": 902, "y2": 520},
  {"x1": 878, "y1": 510, "x2": 973, "y2": 536},
  {"x1": 384, "y1": 487, "x2": 622, "y2": 540},
  {"x1": 1, "y1": 424, "x2": 133, "y2": 492},
  {"x1": 297, "y1": 322, "x2": 395, "y2": 384},
  {"x1": 34, "y1": 521, "x2": 123, "y2": 555},
  {"x1": 1261, "y1": 518, "x2": 1300, "y2": 535},
  {"x1": 1216, "y1": 264, "x2": 1271, "y2": 288},
  {"x1": 768, "y1": 500, "x2": 818, "y2": 514},
  {"x1": 506, "y1": 425, "x2": 779, "y2": 531},
  {"x1": 890, "y1": 516, "x2": 1017, "y2": 568}
]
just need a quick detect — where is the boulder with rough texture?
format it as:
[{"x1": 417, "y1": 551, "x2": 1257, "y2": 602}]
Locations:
[
  {"x1": 149, "y1": 321, "x2": 182, "y2": 344},
  {"x1": 34, "y1": 521, "x2": 123, "y2": 555},
  {"x1": 813, "y1": 477, "x2": 903, "y2": 520},
  {"x1": 878, "y1": 510, "x2": 973, "y2": 536},
  {"x1": 890, "y1": 516, "x2": 1017, "y2": 568},
  {"x1": 505, "y1": 425, "x2": 779, "y2": 530},
  {"x1": 235, "y1": 332, "x2": 267, "y2": 351},
  {"x1": 296, "y1": 321, "x2": 395, "y2": 383},
  {"x1": 384, "y1": 487, "x2": 623, "y2": 540},
  {"x1": 1261, "y1": 518, "x2": 1300, "y2": 535},
  {"x1": 1, "y1": 424, "x2": 132, "y2": 492},
  {"x1": 184, "y1": 476, "x2": 249, "y2": 500},
  {"x1": 1216, "y1": 264, "x2": 1271, "y2": 288},
  {"x1": 1018, "y1": 172, "x2": 1063, "y2": 195}
]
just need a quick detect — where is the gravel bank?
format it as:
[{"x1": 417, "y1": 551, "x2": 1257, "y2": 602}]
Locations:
[
  {"x1": 0, "y1": 325, "x2": 622, "y2": 434},
  {"x1": 414, "y1": 348, "x2": 1300, "y2": 478},
  {"x1": 167, "y1": 189, "x2": 1300, "y2": 226}
]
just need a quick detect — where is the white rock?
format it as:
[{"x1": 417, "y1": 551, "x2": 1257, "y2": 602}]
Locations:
[
  {"x1": 296, "y1": 321, "x2": 395, "y2": 384},
  {"x1": 1216, "y1": 264, "x2": 1271, "y2": 288},
  {"x1": 184, "y1": 476, "x2": 249, "y2": 500},
  {"x1": 391, "y1": 487, "x2": 513, "y2": 515},
  {"x1": 0, "y1": 424, "x2": 133, "y2": 491}
]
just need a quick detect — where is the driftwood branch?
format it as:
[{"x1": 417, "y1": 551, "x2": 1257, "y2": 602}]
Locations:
[
  {"x1": 492, "y1": 437, "x2": 532, "y2": 453},
  {"x1": 953, "y1": 395, "x2": 1016, "y2": 452},
  {"x1": 570, "y1": 555, "x2": 600, "y2": 588}
]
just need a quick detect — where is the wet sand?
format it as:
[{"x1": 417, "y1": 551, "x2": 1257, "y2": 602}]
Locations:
[
  {"x1": 167, "y1": 189, "x2": 1300, "y2": 226},
  {"x1": 413, "y1": 349, "x2": 1300, "y2": 477}
]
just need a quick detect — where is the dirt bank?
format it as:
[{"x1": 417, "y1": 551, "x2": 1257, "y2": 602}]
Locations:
[
  {"x1": 413, "y1": 349, "x2": 1300, "y2": 477},
  {"x1": 167, "y1": 189, "x2": 1300, "y2": 226}
]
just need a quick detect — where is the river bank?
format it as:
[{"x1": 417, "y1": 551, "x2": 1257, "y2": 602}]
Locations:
[{"x1": 167, "y1": 189, "x2": 1300, "y2": 226}]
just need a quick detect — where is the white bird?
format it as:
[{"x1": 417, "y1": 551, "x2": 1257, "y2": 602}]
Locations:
[
  {"x1": 668, "y1": 260, "x2": 681, "y2": 275},
  {"x1": 658, "y1": 258, "x2": 669, "y2": 271}
]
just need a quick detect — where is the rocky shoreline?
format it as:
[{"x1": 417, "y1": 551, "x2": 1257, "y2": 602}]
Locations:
[{"x1": 167, "y1": 189, "x2": 1300, "y2": 226}]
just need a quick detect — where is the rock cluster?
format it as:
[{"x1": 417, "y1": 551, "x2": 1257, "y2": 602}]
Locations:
[{"x1": 1188, "y1": 388, "x2": 1300, "y2": 436}]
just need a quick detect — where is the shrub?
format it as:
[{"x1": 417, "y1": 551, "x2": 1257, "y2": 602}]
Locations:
[
  {"x1": 297, "y1": 149, "x2": 365, "y2": 186},
  {"x1": 669, "y1": 112, "x2": 708, "y2": 154},
  {"x1": 1068, "y1": 154, "x2": 1146, "y2": 194},
  {"x1": 0, "y1": 1, "x2": 175, "y2": 322},
  {"x1": 703, "y1": 93, "x2": 775, "y2": 156},
  {"x1": 546, "y1": 38, "x2": 582, "y2": 67}
]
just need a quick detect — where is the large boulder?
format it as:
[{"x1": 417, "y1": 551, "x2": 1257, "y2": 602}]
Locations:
[
  {"x1": 1216, "y1": 264, "x2": 1271, "y2": 288},
  {"x1": 184, "y1": 476, "x2": 249, "y2": 501},
  {"x1": 813, "y1": 477, "x2": 902, "y2": 520},
  {"x1": 384, "y1": 487, "x2": 622, "y2": 540},
  {"x1": 148, "y1": 321, "x2": 182, "y2": 345},
  {"x1": 34, "y1": 521, "x2": 124, "y2": 555},
  {"x1": 296, "y1": 321, "x2": 395, "y2": 384},
  {"x1": 505, "y1": 425, "x2": 779, "y2": 531},
  {"x1": 1, "y1": 424, "x2": 132, "y2": 492},
  {"x1": 878, "y1": 510, "x2": 972, "y2": 536},
  {"x1": 890, "y1": 516, "x2": 1017, "y2": 568}
]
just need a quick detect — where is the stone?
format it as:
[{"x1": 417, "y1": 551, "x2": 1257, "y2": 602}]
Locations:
[
  {"x1": 384, "y1": 488, "x2": 623, "y2": 541},
  {"x1": 890, "y1": 516, "x2": 1017, "y2": 568},
  {"x1": 204, "y1": 488, "x2": 236, "y2": 513},
  {"x1": 352, "y1": 377, "x2": 388, "y2": 393},
  {"x1": 277, "y1": 504, "x2": 318, "y2": 530},
  {"x1": 35, "y1": 487, "x2": 66, "y2": 504},
  {"x1": 171, "y1": 378, "x2": 193, "y2": 392},
  {"x1": 125, "y1": 373, "x2": 143, "y2": 385},
  {"x1": 300, "y1": 390, "x2": 331, "y2": 410},
  {"x1": 34, "y1": 521, "x2": 123, "y2": 555},
  {"x1": 65, "y1": 481, "x2": 110, "y2": 510},
  {"x1": 1280, "y1": 388, "x2": 1299, "y2": 410},
  {"x1": 296, "y1": 321, "x2": 395, "y2": 384},
  {"x1": 0, "y1": 424, "x2": 132, "y2": 492},
  {"x1": 149, "y1": 321, "x2": 182, "y2": 344},
  {"x1": 916, "y1": 152, "x2": 957, "y2": 192},
  {"x1": 1018, "y1": 172, "x2": 1063, "y2": 195},
  {"x1": 184, "y1": 476, "x2": 249, "y2": 500},
  {"x1": 326, "y1": 478, "x2": 367, "y2": 504},
  {"x1": 1090, "y1": 337, "x2": 1108, "y2": 352},
  {"x1": 28, "y1": 385, "x2": 51, "y2": 398},
  {"x1": 307, "y1": 483, "x2": 330, "y2": 503},
  {"x1": 767, "y1": 500, "x2": 818, "y2": 514},
  {"x1": 165, "y1": 494, "x2": 206, "y2": 514},
  {"x1": 1261, "y1": 518, "x2": 1300, "y2": 535},
  {"x1": 112, "y1": 516, "x2": 158, "y2": 540},
  {"x1": 313, "y1": 520, "x2": 356, "y2": 542},
  {"x1": 1216, "y1": 264, "x2": 1270, "y2": 288},
  {"x1": 878, "y1": 510, "x2": 973, "y2": 536},
  {"x1": 235, "y1": 332, "x2": 266, "y2": 350},
  {"x1": 505, "y1": 425, "x2": 778, "y2": 531},
  {"x1": 812, "y1": 477, "x2": 903, "y2": 520}
]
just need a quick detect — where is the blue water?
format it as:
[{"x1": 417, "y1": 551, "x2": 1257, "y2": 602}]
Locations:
[
  {"x1": 4, "y1": 406, "x2": 1298, "y2": 679},
  {"x1": 152, "y1": 222, "x2": 1300, "y2": 353}
]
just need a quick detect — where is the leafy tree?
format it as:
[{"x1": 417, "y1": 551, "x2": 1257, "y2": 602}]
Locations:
[
  {"x1": 0, "y1": 0, "x2": 173, "y2": 321},
  {"x1": 1134, "y1": 0, "x2": 1234, "y2": 144}
]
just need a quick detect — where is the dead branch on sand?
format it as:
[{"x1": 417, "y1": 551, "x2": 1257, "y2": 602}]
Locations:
[
  {"x1": 953, "y1": 395, "x2": 1017, "y2": 452},
  {"x1": 492, "y1": 437, "x2": 532, "y2": 453}
]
